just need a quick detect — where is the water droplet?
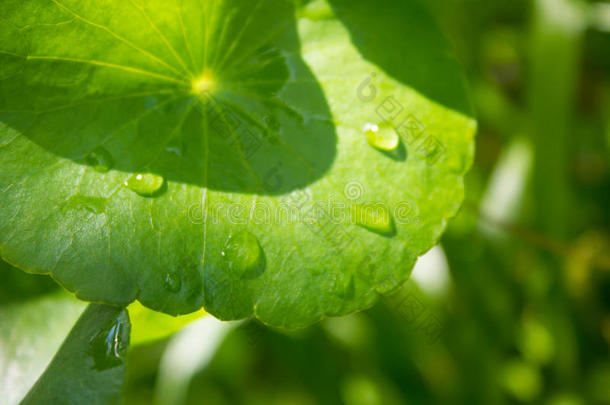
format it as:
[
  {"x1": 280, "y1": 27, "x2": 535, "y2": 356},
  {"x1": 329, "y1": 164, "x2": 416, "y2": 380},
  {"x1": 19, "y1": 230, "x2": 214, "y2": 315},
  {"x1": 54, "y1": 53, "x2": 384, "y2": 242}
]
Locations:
[
  {"x1": 364, "y1": 122, "x2": 399, "y2": 151},
  {"x1": 352, "y1": 203, "x2": 396, "y2": 235},
  {"x1": 88, "y1": 312, "x2": 130, "y2": 371},
  {"x1": 222, "y1": 231, "x2": 265, "y2": 279},
  {"x1": 63, "y1": 195, "x2": 106, "y2": 215},
  {"x1": 164, "y1": 272, "x2": 181, "y2": 293},
  {"x1": 85, "y1": 147, "x2": 114, "y2": 173},
  {"x1": 125, "y1": 173, "x2": 164, "y2": 197}
]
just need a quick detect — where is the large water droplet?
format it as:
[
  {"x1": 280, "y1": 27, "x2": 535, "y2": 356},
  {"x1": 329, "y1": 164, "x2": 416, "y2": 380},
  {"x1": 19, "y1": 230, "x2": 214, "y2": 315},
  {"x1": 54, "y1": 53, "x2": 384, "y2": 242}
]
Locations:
[
  {"x1": 352, "y1": 203, "x2": 396, "y2": 235},
  {"x1": 164, "y1": 272, "x2": 182, "y2": 293},
  {"x1": 222, "y1": 231, "x2": 265, "y2": 279},
  {"x1": 85, "y1": 147, "x2": 114, "y2": 173},
  {"x1": 125, "y1": 173, "x2": 164, "y2": 197},
  {"x1": 63, "y1": 195, "x2": 106, "y2": 215},
  {"x1": 88, "y1": 312, "x2": 130, "y2": 371},
  {"x1": 364, "y1": 123, "x2": 399, "y2": 151}
]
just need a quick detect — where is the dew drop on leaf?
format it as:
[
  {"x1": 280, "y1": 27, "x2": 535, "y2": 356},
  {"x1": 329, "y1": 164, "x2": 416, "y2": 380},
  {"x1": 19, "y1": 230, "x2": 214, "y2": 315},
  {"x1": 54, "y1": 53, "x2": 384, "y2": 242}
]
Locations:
[
  {"x1": 125, "y1": 173, "x2": 164, "y2": 197},
  {"x1": 88, "y1": 313, "x2": 130, "y2": 371},
  {"x1": 364, "y1": 122, "x2": 399, "y2": 151},
  {"x1": 352, "y1": 203, "x2": 396, "y2": 235},
  {"x1": 62, "y1": 195, "x2": 107, "y2": 215},
  {"x1": 164, "y1": 272, "x2": 182, "y2": 293},
  {"x1": 84, "y1": 147, "x2": 115, "y2": 173},
  {"x1": 222, "y1": 231, "x2": 265, "y2": 279}
]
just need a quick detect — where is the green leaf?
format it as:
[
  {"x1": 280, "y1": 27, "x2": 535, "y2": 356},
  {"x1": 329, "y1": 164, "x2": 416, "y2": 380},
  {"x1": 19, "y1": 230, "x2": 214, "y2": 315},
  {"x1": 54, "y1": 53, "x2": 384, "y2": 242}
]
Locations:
[
  {"x1": 128, "y1": 301, "x2": 205, "y2": 346},
  {"x1": 20, "y1": 304, "x2": 130, "y2": 405},
  {"x1": 0, "y1": 0, "x2": 475, "y2": 327},
  {"x1": 0, "y1": 291, "x2": 86, "y2": 405},
  {"x1": 0, "y1": 258, "x2": 197, "y2": 404}
]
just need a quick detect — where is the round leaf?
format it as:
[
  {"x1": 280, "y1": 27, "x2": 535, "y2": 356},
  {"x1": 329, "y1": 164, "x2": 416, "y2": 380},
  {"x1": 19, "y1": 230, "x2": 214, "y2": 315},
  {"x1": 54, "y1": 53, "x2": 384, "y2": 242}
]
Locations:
[{"x1": 0, "y1": 0, "x2": 475, "y2": 327}]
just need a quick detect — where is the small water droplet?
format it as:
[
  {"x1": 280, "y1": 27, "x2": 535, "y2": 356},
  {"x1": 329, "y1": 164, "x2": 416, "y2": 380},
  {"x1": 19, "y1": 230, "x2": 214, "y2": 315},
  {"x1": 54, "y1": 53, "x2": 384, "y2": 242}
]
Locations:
[
  {"x1": 222, "y1": 231, "x2": 265, "y2": 279},
  {"x1": 85, "y1": 147, "x2": 114, "y2": 173},
  {"x1": 125, "y1": 173, "x2": 164, "y2": 197},
  {"x1": 352, "y1": 203, "x2": 396, "y2": 235},
  {"x1": 63, "y1": 195, "x2": 106, "y2": 215},
  {"x1": 88, "y1": 312, "x2": 130, "y2": 371},
  {"x1": 164, "y1": 272, "x2": 181, "y2": 293},
  {"x1": 364, "y1": 122, "x2": 399, "y2": 151}
]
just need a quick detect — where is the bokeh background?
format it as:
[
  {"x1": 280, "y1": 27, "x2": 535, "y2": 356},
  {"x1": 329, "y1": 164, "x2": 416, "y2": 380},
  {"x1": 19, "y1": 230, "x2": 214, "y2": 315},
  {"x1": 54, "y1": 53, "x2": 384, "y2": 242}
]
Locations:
[{"x1": 2, "y1": 0, "x2": 610, "y2": 404}]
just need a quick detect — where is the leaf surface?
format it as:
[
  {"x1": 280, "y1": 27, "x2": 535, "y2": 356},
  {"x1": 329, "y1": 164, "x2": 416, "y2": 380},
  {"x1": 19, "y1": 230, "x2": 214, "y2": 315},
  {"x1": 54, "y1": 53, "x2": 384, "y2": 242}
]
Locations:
[
  {"x1": 20, "y1": 304, "x2": 130, "y2": 405},
  {"x1": 0, "y1": 0, "x2": 475, "y2": 327},
  {"x1": 0, "y1": 292, "x2": 86, "y2": 405}
]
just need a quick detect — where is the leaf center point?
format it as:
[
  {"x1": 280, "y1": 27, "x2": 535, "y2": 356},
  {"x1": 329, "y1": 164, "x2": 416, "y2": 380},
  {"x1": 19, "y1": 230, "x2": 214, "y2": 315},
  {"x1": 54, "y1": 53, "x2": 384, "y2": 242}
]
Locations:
[{"x1": 192, "y1": 70, "x2": 217, "y2": 97}]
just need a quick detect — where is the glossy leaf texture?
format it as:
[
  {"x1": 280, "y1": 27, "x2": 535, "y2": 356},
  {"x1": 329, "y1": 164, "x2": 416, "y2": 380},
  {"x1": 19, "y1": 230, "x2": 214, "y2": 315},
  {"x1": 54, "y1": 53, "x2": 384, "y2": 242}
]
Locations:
[
  {"x1": 0, "y1": 0, "x2": 476, "y2": 327},
  {"x1": 0, "y1": 291, "x2": 86, "y2": 405},
  {"x1": 1, "y1": 259, "x2": 196, "y2": 404},
  {"x1": 20, "y1": 304, "x2": 131, "y2": 405}
]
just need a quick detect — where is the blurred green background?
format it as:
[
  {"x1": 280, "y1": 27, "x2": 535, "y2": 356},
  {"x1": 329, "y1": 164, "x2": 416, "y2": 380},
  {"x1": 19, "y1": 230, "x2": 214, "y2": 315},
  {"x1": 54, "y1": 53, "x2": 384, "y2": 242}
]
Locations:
[{"x1": 2, "y1": 0, "x2": 610, "y2": 404}]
